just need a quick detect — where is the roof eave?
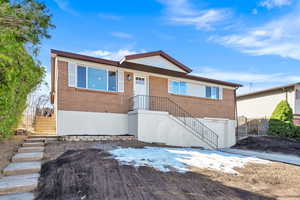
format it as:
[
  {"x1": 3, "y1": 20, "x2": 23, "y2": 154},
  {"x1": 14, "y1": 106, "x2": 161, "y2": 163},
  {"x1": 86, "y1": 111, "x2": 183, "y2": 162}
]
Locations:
[
  {"x1": 237, "y1": 83, "x2": 300, "y2": 99},
  {"x1": 124, "y1": 50, "x2": 193, "y2": 73}
]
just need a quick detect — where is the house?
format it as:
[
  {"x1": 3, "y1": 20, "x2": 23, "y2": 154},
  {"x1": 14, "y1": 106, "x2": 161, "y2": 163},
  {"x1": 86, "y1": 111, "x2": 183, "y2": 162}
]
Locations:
[
  {"x1": 237, "y1": 83, "x2": 300, "y2": 124},
  {"x1": 50, "y1": 49, "x2": 241, "y2": 149}
]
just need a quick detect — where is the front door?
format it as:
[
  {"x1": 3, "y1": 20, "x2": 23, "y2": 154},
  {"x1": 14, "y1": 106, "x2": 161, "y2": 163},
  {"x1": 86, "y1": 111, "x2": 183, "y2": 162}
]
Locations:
[{"x1": 134, "y1": 76, "x2": 148, "y2": 109}]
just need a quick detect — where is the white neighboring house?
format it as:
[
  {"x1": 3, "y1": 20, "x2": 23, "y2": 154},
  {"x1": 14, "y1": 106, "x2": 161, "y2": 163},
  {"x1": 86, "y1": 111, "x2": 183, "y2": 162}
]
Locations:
[{"x1": 237, "y1": 83, "x2": 300, "y2": 124}]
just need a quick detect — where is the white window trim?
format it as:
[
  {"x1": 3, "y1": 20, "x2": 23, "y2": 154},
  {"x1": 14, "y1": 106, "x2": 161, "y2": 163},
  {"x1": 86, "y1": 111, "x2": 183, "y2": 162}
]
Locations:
[
  {"x1": 168, "y1": 79, "x2": 223, "y2": 100},
  {"x1": 75, "y1": 65, "x2": 119, "y2": 93}
]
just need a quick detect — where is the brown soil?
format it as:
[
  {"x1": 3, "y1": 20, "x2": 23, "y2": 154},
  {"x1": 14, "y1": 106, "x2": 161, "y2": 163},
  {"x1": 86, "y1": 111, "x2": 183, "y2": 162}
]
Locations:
[
  {"x1": 37, "y1": 148, "x2": 275, "y2": 200},
  {"x1": 36, "y1": 141, "x2": 300, "y2": 200},
  {"x1": 0, "y1": 135, "x2": 26, "y2": 178},
  {"x1": 42, "y1": 140, "x2": 170, "y2": 162},
  {"x1": 233, "y1": 136, "x2": 300, "y2": 156}
]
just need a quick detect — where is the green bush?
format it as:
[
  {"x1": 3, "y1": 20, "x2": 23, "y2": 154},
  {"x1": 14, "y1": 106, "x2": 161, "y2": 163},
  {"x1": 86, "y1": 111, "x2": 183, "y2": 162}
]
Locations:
[
  {"x1": 268, "y1": 100, "x2": 300, "y2": 138},
  {"x1": 0, "y1": 0, "x2": 53, "y2": 139},
  {"x1": 0, "y1": 33, "x2": 45, "y2": 138},
  {"x1": 270, "y1": 100, "x2": 293, "y2": 122}
]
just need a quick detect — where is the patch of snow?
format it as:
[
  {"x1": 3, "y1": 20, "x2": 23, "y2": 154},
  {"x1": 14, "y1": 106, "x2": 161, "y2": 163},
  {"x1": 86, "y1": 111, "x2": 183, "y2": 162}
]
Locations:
[{"x1": 109, "y1": 147, "x2": 270, "y2": 174}]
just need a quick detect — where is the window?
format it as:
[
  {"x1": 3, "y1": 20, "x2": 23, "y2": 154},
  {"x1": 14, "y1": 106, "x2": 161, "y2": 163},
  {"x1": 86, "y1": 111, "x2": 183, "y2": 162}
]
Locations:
[
  {"x1": 88, "y1": 68, "x2": 107, "y2": 90},
  {"x1": 169, "y1": 80, "x2": 221, "y2": 100},
  {"x1": 76, "y1": 66, "x2": 117, "y2": 92},
  {"x1": 171, "y1": 81, "x2": 179, "y2": 94},
  {"x1": 136, "y1": 77, "x2": 145, "y2": 85},
  {"x1": 206, "y1": 86, "x2": 219, "y2": 99},
  {"x1": 171, "y1": 81, "x2": 186, "y2": 95},
  {"x1": 108, "y1": 71, "x2": 117, "y2": 91},
  {"x1": 77, "y1": 66, "x2": 86, "y2": 88},
  {"x1": 180, "y1": 82, "x2": 187, "y2": 95}
]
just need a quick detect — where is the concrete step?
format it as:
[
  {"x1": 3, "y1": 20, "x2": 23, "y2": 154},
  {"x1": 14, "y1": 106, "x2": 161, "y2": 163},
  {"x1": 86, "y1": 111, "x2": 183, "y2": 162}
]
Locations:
[
  {"x1": 22, "y1": 142, "x2": 44, "y2": 147},
  {"x1": 34, "y1": 130, "x2": 55, "y2": 132},
  {"x1": 18, "y1": 147, "x2": 44, "y2": 153},
  {"x1": 34, "y1": 122, "x2": 55, "y2": 125},
  {"x1": 29, "y1": 135, "x2": 57, "y2": 138},
  {"x1": 3, "y1": 162, "x2": 41, "y2": 176},
  {"x1": 0, "y1": 192, "x2": 34, "y2": 200},
  {"x1": 25, "y1": 138, "x2": 45, "y2": 143},
  {"x1": 32, "y1": 130, "x2": 56, "y2": 133},
  {"x1": 34, "y1": 129, "x2": 55, "y2": 132},
  {"x1": 35, "y1": 125, "x2": 55, "y2": 127},
  {"x1": 12, "y1": 152, "x2": 43, "y2": 162},
  {"x1": 0, "y1": 174, "x2": 39, "y2": 195}
]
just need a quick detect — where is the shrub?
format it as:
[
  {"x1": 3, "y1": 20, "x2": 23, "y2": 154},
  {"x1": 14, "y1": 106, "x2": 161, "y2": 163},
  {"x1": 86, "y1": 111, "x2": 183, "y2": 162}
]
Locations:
[
  {"x1": 0, "y1": 0, "x2": 53, "y2": 138},
  {"x1": 270, "y1": 100, "x2": 293, "y2": 122},
  {"x1": 0, "y1": 33, "x2": 45, "y2": 138},
  {"x1": 268, "y1": 100, "x2": 300, "y2": 138}
]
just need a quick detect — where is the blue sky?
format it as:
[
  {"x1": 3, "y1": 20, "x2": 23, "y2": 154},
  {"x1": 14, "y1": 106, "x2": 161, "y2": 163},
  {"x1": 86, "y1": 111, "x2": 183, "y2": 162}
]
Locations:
[{"x1": 38, "y1": 0, "x2": 300, "y2": 94}]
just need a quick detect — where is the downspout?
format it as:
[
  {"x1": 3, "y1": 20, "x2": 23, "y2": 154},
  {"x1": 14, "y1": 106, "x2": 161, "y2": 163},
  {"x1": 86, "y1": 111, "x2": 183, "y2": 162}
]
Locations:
[{"x1": 234, "y1": 87, "x2": 239, "y2": 141}]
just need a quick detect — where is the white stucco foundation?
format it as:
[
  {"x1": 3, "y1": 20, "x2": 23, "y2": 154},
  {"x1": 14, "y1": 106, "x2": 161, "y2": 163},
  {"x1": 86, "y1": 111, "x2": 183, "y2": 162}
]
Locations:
[
  {"x1": 128, "y1": 110, "x2": 236, "y2": 149},
  {"x1": 57, "y1": 110, "x2": 129, "y2": 136},
  {"x1": 57, "y1": 110, "x2": 237, "y2": 149}
]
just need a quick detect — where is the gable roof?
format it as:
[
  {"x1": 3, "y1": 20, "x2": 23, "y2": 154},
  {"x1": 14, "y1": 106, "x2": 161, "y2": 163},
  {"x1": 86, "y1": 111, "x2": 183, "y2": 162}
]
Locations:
[
  {"x1": 51, "y1": 49, "x2": 242, "y2": 88},
  {"x1": 51, "y1": 49, "x2": 119, "y2": 66},
  {"x1": 120, "y1": 61, "x2": 242, "y2": 87},
  {"x1": 237, "y1": 83, "x2": 300, "y2": 99},
  {"x1": 124, "y1": 50, "x2": 193, "y2": 73}
]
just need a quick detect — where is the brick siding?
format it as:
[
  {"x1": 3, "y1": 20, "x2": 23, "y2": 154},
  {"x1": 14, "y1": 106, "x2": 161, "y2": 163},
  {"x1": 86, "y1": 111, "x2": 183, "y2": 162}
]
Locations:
[
  {"x1": 149, "y1": 76, "x2": 235, "y2": 120},
  {"x1": 56, "y1": 60, "x2": 235, "y2": 119},
  {"x1": 57, "y1": 60, "x2": 133, "y2": 113}
]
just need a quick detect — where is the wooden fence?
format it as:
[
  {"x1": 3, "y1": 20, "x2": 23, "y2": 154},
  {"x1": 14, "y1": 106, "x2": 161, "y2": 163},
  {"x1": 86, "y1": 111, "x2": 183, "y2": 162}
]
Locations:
[{"x1": 237, "y1": 116, "x2": 269, "y2": 140}]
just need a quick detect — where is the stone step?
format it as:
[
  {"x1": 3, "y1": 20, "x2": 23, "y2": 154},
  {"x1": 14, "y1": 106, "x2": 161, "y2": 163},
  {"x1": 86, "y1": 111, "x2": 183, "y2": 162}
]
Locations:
[
  {"x1": 0, "y1": 174, "x2": 39, "y2": 195},
  {"x1": 22, "y1": 142, "x2": 44, "y2": 147},
  {"x1": 12, "y1": 152, "x2": 43, "y2": 162},
  {"x1": 25, "y1": 138, "x2": 45, "y2": 143},
  {"x1": 18, "y1": 147, "x2": 44, "y2": 153},
  {"x1": 3, "y1": 162, "x2": 41, "y2": 176},
  {"x1": 0, "y1": 192, "x2": 34, "y2": 200}
]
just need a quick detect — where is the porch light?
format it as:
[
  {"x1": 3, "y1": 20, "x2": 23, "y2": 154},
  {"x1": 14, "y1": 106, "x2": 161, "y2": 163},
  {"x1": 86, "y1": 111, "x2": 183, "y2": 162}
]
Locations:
[{"x1": 127, "y1": 74, "x2": 132, "y2": 81}]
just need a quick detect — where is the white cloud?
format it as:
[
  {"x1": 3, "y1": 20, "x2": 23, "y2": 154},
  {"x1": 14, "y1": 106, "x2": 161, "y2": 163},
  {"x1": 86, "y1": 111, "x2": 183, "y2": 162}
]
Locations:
[
  {"x1": 53, "y1": 0, "x2": 78, "y2": 15},
  {"x1": 111, "y1": 32, "x2": 132, "y2": 39},
  {"x1": 79, "y1": 49, "x2": 140, "y2": 61},
  {"x1": 252, "y1": 8, "x2": 258, "y2": 15},
  {"x1": 157, "y1": 0, "x2": 230, "y2": 31},
  {"x1": 171, "y1": 9, "x2": 229, "y2": 31},
  {"x1": 211, "y1": 3, "x2": 300, "y2": 60},
  {"x1": 260, "y1": 0, "x2": 292, "y2": 9},
  {"x1": 195, "y1": 66, "x2": 300, "y2": 83},
  {"x1": 194, "y1": 67, "x2": 300, "y2": 94},
  {"x1": 98, "y1": 13, "x2": 121, "y2": 20}
]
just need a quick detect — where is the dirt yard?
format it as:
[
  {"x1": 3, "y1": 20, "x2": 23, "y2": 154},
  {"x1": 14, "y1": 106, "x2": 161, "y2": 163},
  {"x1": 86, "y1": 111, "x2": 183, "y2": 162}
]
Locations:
[
  {"x1": 233, "y1": 136, "x2": 300, "y2": 156},
  {"x1": 36, "y1": 140, "x2": 300, "y2": 200},
  {"x1": 0, "y1": 135, "x2": 26, "y2": 178}
]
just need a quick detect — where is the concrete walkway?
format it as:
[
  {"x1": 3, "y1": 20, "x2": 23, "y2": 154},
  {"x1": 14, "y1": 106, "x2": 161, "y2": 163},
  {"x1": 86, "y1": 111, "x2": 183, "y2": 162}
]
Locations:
[
  {"x1": 221, "y1": 148, "x2": 300, "y2": 166},
  {"x1": 0, "y1": 136, "x2": 48, "y2": 199}
]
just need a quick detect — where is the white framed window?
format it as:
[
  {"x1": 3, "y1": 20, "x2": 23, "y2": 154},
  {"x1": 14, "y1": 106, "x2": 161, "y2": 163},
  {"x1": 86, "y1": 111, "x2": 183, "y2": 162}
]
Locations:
[
  {"x1": 76, "y1": 65, "x2": 117, "y2": 92},
  {"x1": 170, "y1": 80, "x2": 187, "y2": 95},
  {"x1": 205, "y1": 86, "x2": 219, "y2": 99},
  {"x1": 169, "y1": 79, "x2": 222, "y2": 100}
]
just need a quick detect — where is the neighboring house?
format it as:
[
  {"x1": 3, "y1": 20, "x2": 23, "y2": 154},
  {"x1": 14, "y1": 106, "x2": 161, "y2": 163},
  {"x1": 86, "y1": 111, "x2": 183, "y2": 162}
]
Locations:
[
  {"x1": 51, "y1": 49, "x2": 241, "y2": 149},
  {"x1": 237, "y1": 83, "x2": 300, "y2": 124}
]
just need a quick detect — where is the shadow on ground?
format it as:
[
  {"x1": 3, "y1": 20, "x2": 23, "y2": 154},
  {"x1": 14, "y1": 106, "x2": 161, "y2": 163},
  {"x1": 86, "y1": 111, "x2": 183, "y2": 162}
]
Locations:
[{"x1": 35, "y1": 149, "x2": 275, "y2": 200}]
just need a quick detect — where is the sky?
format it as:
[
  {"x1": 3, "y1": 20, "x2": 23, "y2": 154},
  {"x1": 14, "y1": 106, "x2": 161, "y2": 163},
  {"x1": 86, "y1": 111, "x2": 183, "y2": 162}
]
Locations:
[{"x1": 38, "y1": 0, "x2": 300, "y2": 95}]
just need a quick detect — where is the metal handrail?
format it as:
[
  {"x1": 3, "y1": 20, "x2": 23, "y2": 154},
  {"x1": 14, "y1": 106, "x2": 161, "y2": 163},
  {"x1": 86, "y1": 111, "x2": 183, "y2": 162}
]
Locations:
[{"x1": 128, "y1": 95, "x2": 219, "y2": 149}]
